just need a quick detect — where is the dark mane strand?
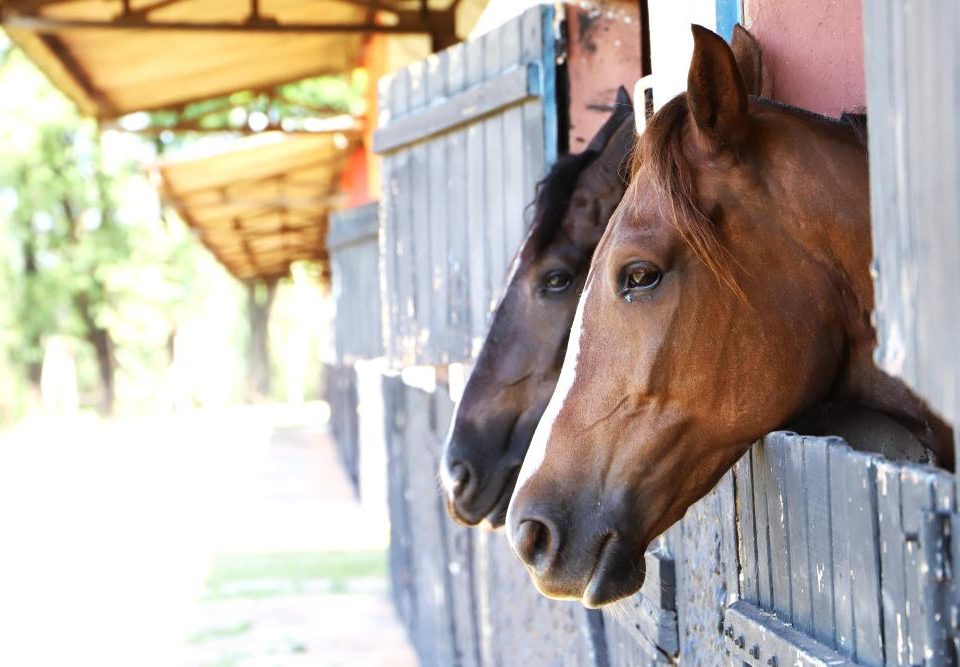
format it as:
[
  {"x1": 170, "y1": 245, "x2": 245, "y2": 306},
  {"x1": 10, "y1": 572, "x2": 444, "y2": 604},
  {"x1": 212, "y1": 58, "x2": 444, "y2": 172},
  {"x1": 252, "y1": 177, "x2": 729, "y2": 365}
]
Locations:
[
  {"x1": 628, "y1": 95, "x2": 743, "y2": 297},
  {"x1": 528, "y1": 148, "x2": 603, "y2": 252},
  {"x1": 756, "y1": 97, "x2": 868, "y2": 146}
]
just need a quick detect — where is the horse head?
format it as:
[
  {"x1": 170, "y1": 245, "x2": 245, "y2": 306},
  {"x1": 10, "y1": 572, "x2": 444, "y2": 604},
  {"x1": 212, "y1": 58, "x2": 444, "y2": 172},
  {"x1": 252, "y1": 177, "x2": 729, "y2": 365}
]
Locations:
[
  {"x1": 440, "y1": 88, "x2": 636, "y2": 527},
  {"x1": 506, "y1": 25, "x2": 953, "y2": 607}
]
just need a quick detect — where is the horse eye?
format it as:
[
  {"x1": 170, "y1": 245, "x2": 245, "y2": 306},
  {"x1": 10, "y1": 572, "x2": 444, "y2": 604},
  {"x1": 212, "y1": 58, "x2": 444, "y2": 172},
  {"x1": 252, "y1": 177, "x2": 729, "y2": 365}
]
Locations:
[
  {"x1": 542, "y1": 270, "x2": 573, "y2": 293},
  {"x1": 620, "y1": 262, "x2": 662, "y2": 300}
]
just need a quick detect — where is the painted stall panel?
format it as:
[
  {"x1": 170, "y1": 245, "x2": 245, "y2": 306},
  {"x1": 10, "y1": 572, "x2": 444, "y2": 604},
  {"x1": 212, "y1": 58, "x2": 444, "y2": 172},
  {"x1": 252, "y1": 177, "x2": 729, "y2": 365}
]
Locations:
[
  {"x1": 566, "y1": 2, "x2": 644, "y2": 153},
  {"x1": 863, "y1": 1, "x2": 960, "y2": 460},
  {"x1": 742, "y1": 0, "x2": 865, "y2": 115},
  {"x1": 732, "y1": 433, "x2": 956, "y2": 665},
  {"x1": 375, "y1": 6, "x2": 557, "y2": 368}
]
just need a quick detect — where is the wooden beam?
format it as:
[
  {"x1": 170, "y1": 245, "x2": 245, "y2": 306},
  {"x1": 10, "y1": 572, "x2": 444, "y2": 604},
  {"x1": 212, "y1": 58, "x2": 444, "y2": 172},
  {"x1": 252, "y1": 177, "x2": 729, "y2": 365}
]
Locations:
[
  {"x1": 163, "y1": 194, "x2": 342, "y2": 212},
  {"x1": 3, "y1": 28, "x2": 101, "y2": 115},
  {"x1": 374, "y1": 63, "x2": 540, "y2": 153},
  {"x1": 112, "y1": 122, "x2": 356, "y2": 137},
  {"x1": 0, "y1": 14, "x2": 439, "y2": 35}
]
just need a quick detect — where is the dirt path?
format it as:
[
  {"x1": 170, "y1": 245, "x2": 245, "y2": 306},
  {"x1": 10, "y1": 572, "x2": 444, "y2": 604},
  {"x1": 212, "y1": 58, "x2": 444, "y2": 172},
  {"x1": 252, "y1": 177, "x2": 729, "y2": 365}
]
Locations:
[{"x1": 0, "y1": 407, "x2": 417, "y2": 667}]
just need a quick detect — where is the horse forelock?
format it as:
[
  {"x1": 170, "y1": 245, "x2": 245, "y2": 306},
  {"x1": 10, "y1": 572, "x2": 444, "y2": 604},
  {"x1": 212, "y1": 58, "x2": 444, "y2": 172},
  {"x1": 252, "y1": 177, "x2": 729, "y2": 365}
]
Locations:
[
  {"x1": 528, "y1": 148, "x2": 603, "y2": 254},
  {"x1": 626, "y1": 94, "x2": 743, "y2": 298}
]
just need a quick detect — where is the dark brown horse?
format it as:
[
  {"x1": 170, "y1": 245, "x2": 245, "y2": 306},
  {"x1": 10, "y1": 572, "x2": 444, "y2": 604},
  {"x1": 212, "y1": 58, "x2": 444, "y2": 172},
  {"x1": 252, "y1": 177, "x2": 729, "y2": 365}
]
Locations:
[
  {"x1": 440, "y1": 88, "x2": 637, "y2": 527},
  {"x1": 507, "y1": 25, "x2": 954, "y2": 608}
]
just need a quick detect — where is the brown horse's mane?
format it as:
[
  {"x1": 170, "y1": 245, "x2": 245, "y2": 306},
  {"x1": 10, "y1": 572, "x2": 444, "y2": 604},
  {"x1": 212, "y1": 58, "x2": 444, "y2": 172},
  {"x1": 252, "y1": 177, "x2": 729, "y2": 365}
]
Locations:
[
  {"x1": 627, "y1": 94, "x2": 868, "y2": 297},
  {"x1": 528, "y1": 148, "x2": 603, "y2": 252},
  {"x1": 627, "y1": 94, "x2": 742, "y2": 295}
]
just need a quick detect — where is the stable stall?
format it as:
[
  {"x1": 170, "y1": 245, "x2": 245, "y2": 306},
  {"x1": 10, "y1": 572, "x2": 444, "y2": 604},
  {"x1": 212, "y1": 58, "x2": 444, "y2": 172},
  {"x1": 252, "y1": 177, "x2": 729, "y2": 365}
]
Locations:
[{"x1": 373, "y1": 1, "x2": 960, "y2": 666}]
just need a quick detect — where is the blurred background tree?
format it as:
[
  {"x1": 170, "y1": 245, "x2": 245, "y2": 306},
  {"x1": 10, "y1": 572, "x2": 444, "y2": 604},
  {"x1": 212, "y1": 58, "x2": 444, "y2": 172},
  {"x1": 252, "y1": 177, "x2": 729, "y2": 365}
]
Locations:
[
  {"x1": 0, "y1": 35, "x2": 346, "y2": 423},
  {"x1": 0, "y1": 39, "x2": 229, "y2": 420}
]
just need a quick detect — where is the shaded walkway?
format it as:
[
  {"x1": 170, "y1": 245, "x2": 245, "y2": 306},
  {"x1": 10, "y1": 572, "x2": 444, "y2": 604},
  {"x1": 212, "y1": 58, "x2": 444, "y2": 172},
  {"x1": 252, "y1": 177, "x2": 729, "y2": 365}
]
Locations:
[{"x1": 0, "y1": 406, "x2": 415, "y2": 667}]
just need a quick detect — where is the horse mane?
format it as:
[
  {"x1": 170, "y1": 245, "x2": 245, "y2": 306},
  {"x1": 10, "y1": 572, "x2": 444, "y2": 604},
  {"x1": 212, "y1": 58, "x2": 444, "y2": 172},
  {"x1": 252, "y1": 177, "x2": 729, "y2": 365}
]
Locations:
[
  {"x1": 627, "y1": 94, "x2": 741, "y2": 296},
  {"x1": 528, "y1": 148, "x2": 603, "y2": 252},
  {"x1": 626, "y1": 95, "x2": 869, "y2": 297}
]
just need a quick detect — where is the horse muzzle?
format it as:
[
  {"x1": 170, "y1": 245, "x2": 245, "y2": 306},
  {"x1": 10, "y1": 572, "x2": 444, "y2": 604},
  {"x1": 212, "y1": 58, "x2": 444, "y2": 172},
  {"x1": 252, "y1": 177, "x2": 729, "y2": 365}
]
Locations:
[
  {"x1": 507, "y1": 498, "x2": 647, "y2": 607},
  {"x1": 440, "y1": 450, "x2": 522, "y2": 528}
]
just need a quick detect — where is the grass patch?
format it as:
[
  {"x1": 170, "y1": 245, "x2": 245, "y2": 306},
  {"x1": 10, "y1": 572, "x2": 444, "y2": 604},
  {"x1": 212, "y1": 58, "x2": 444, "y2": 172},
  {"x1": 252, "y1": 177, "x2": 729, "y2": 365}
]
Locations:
[
  {"x1": 188, "y1": 621, "x2": 253, "y2": 644},
  {"x1": 203, "y1": 550, "x2": 387, "y2": 600}
]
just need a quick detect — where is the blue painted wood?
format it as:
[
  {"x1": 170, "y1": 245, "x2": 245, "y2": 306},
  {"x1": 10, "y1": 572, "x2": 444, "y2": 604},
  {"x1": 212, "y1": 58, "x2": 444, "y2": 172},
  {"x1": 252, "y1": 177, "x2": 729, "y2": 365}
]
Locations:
[{"x1": 715, "y1": 0, "x2": 741, "y2": 42}]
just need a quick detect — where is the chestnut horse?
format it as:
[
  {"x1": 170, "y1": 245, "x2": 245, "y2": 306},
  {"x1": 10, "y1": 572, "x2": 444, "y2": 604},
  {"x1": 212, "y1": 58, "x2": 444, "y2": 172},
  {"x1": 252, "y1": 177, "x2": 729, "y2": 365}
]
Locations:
[
  {"x1": 440, "y1": 88, "x2": 637, "y2": 527},
  {"x1": 507, "y1": 26, "x2": 954, "y2": 608},
  {"x1": 441, "y1": 27, "x2": 765, "y2": 529}
]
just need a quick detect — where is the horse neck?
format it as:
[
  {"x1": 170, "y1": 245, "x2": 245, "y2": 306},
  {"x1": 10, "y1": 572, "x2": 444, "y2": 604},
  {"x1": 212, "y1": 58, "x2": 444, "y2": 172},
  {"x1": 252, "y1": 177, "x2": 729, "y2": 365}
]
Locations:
[{"x1": 763, "y1": 113, "x2": 875, "y2": 344}]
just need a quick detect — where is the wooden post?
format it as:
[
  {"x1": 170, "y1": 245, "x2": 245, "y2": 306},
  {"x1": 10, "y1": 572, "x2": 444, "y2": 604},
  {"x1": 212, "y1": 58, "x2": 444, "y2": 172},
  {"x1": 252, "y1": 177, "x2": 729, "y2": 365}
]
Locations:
[
  {"x1": 862, "y1": 2, "x2": 960, "y2": 475},
  {"x1": 246, "y1": 277, "x2": 278, "y2": 400}
]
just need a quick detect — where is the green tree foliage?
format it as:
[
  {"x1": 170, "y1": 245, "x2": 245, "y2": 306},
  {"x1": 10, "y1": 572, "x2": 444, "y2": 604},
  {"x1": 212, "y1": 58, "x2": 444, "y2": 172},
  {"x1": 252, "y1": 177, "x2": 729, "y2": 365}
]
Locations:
[{"x1": 0, "y1": 42, "x2": 205, "y2": 419}]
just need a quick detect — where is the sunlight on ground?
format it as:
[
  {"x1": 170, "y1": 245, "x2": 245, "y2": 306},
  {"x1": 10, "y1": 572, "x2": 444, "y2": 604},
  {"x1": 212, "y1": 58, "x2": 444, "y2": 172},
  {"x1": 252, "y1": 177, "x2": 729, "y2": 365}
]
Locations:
[{"x1": 0, "y1": 406, "x2": 413, "y2": 667}]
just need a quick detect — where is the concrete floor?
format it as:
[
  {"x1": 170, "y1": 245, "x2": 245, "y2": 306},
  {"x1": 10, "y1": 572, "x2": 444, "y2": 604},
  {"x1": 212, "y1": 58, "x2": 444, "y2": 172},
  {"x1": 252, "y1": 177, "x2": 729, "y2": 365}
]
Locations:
[{"x1": 0, "y1": 406, "x2": 417, "y2": 667}]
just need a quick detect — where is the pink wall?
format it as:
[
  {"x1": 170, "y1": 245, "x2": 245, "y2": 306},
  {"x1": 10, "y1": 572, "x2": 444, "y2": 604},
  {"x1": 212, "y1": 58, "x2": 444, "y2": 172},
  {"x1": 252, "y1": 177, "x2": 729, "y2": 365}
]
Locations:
[{"x1": 743, "y1": 0, "x2": 865, "y2": 117}]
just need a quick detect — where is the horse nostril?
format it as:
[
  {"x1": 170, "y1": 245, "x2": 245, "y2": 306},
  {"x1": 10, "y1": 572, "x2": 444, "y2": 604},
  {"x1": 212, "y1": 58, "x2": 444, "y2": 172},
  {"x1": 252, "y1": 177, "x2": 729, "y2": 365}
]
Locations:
[
  {"x1": 513, "y1": 518, "x2": 557, "y2": 570},
  {"x1": 448, "y1": 462, "x2": 470, "y2": 494}
]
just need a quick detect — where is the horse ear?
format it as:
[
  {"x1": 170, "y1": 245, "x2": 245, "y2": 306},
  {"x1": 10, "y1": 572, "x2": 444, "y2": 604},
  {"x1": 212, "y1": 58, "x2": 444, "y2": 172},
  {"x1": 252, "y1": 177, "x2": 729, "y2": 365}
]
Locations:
[
  {"x1": 586, "y1": 87, "x2": 634, "y2": 152},
  {"x1": 730, "y1": 24, "x2": 762, "y2": 97},
  {"x1": 687, "y1": 24, "x2": 749, "y2": 151}
]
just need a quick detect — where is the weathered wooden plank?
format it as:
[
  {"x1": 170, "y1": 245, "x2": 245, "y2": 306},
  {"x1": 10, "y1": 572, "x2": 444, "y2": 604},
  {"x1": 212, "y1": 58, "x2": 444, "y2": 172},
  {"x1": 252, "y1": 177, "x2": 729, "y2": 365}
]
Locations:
[
  {"x1": 500, "y1": 13, "x2": 522, "y2": 68},
  {"x1": 844, "y1": 451, "x2": 883, "y2": 665},
  {"x1": 373, "y1": 64, "x2": 540, "y2": 154},
  {"x1": 433, "y1": 387, "x2": 481, "y2": 667},
  {"x1": 326, "y1": 202, "x2": 379, "y2": 250},
  {"x1": 864, "y1": 0, "x2": 960, "y2": 444},
  {"x1": 445, "y1": 43, "x2": 471, "y2": 361},
  {"x1": 498, "y1": 14, "x2": 526, "y2": 265},
  {"x1": 392, "y1": 65, "x2": 418, "y2": 365},
  {"x1": 501, "y1": 104, "x2": 526, "y2": 266},
  {"x1": 827, "y1": 439, "x2": 855, "y2": 656},
  {"x1": 639, "y1": 547, "x2": 676, "y2": 613},
  {"x1": 482, "y1": 26, "x2": 507, "y2": 313},
  {"x1": 328, "y1": 203, "x2": 382, "y2": 362},
  {"x1": 409, "y1": 148, "x2": 431, "y2": 359},
  {"x1": 471, "y1": 527, "x2": 495, "y2": 667},
  {"x1": 735, "y1": 449, "x2": 759, "y2": 604},
  {"x1": 405, "y1": 60, "x2": 433, "y2": 362},
  {"x1": 803, "y1": 437, "x2": 835, "y2": 648},
  {"x1": 400, "y1": 383, "x2": 453, "y2": 665},
  {"x1": 785, "y1": 436, "x2": 812, "y2": 633},
  {"x1": 899, "y1": 466, "x2": 934, "y2": 666},
  {"x1": 765, "y1": 433, "x2": 793, "y2": 618},
  {"x1": 464, "y1": 34, "x2": 490, "y2": 349},
  {"x1": 378, "y1": 72, "x2": 400, "y2": 363},
  {"x1": 382, "y1": 374, "x2": 417, "y2": 626},
  {"x1": 922, "y1": 474, "x2": 955, "y2": 664},
  {"x1": 520, "y1": 6, "x2": 547, "y2": 206},
  {"x1": 426, "y1": 54, "x2": 449, "y2": 363},
  {"x1": 752, "y1": 440, "x2": 774, "y2": 610},
  {"x1": 875, "y1": 460, "x2": 906, "y2": 666}
]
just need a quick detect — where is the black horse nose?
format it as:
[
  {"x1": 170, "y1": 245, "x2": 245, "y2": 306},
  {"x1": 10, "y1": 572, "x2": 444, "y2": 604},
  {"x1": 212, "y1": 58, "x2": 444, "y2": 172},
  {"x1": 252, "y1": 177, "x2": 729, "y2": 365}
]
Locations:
[{"x1": 512, "y1": 516, "x2": 560, "y2": 572}]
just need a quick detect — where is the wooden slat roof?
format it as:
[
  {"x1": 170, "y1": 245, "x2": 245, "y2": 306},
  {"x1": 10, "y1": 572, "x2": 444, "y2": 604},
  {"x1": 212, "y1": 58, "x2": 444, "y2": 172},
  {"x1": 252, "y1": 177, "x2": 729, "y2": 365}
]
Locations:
[
  {"x1": 156, "y1": 131, "x2": 356, "y2": 281},
  {"x1": 0, "y1": 0, "x2": 450, "y2": 118}
]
